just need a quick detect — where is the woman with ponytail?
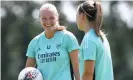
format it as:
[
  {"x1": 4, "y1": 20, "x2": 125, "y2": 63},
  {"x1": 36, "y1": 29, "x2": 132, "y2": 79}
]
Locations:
[{"x1": 76, "y1": 1, "x2": 114, "y2": 80}]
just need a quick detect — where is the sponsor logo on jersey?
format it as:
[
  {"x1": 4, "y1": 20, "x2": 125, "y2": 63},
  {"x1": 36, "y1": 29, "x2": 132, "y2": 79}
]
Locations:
[{"x1": 38, "y1": 52, "x2": 60, "y2": 63}]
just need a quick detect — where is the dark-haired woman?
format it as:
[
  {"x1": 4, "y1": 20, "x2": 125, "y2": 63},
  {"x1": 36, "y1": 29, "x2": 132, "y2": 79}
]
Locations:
[{"x1": 76, "y1": 1, "x2": 114, "y2": 80}]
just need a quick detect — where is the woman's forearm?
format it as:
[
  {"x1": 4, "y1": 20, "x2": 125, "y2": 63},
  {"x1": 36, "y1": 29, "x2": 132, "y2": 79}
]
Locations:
[
  {"x1": 70, "y1": 50, "x2": 80, "y2": 80},
  {"x1": 82, "y1": 72, "x2": 93, "y2": 80},
  {"x1": 73, "y1": 69, "x2": 80, "y2": 80}
]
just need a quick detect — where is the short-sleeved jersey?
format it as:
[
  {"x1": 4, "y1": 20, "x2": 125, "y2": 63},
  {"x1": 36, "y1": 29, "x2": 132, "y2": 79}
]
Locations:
[
  {"x1": 26, "y1": 30, "x2": 79, "y2": 80},
  {"x1": 79, "y1": 28, "x2": 114, "y2": 80}
]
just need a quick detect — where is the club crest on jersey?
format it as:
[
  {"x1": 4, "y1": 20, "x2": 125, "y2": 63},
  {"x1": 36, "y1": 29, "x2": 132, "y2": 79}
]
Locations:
[
  {"x1": 47, "y1": 45, "x2": 51, "y2": 49},
  {"x1": 56, "y1": 43, "x2": 61, "y2": 49}
]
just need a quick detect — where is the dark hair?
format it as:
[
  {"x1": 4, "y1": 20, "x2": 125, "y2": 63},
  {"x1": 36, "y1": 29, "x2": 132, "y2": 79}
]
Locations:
[
  {"x1": 78, "y1": 1, "x2": 104, "y2": 41},
  {"x1": 78, "y1": 2, "x2": 97, "y2": 21}
]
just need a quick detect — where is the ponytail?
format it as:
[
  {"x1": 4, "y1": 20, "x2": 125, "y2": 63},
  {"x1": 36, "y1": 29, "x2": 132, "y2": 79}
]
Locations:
[
  {"x1": 55, "y1": 22, "x2": 66, "y2": 31},
  {"x1": 56, "y1": 26, "x2": 66, "y2": 31},
  {"x1": 78, "y1": 1, "x2": 105, "y2": 41},
  {"x1": 95, "y1": 1, "x2": 104, "y2": 41}
]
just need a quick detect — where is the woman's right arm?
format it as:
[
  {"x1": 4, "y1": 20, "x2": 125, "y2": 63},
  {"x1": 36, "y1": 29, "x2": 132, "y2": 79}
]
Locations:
[
  {"x1": 25, "y1": 57, "x2": 36, "y2": 67},
  {"x1": 25, "y1": 37, "x2": 38, "y2": 67}
]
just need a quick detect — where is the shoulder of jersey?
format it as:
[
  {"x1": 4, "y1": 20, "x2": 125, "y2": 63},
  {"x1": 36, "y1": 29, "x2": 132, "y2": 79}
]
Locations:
[
  {"x1": 83, "y1": 32, "x2": 95, "y2": 43},
  {"x1": 32, "y1": 32, "x2": 44, "y2": 40},
  {"x1": 62, "y1": 30, "x2": 74, "y2": 36}
]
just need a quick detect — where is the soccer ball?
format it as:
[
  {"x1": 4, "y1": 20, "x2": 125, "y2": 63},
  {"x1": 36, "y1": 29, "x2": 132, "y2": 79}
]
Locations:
[{"x1": 18, "y1": 67, "x2": 43, "y2": 80}]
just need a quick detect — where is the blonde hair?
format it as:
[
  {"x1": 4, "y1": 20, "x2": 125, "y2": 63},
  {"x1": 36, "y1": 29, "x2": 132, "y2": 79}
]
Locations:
[
  {"x1": 39, "y1": 3, "x2": 66, "y2": 31},
  {"x1": 40, "y1": 3, "x2": 59, "y2": 16}
]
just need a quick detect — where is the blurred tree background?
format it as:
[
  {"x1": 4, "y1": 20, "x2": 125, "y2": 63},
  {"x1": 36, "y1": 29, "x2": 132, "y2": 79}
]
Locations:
[{"x1": 1, "y1": 1, "x2": 133, "y2": 80}]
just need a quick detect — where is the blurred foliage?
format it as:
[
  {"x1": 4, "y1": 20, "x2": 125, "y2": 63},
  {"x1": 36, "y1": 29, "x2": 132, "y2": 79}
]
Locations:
[{"x1": 1, "y1": 1, "x2": 133, "y2": 80}]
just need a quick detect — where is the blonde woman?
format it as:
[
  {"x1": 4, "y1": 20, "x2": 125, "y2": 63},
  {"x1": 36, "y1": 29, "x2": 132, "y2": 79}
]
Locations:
[{"x1": 25, "y1": 3, "x2": 80, "y2": 80}]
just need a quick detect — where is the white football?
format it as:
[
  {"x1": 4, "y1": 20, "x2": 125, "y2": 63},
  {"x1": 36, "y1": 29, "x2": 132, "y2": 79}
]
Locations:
[{"x1": 18, "y1": 67, "x2": 43, "y2": 80}]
